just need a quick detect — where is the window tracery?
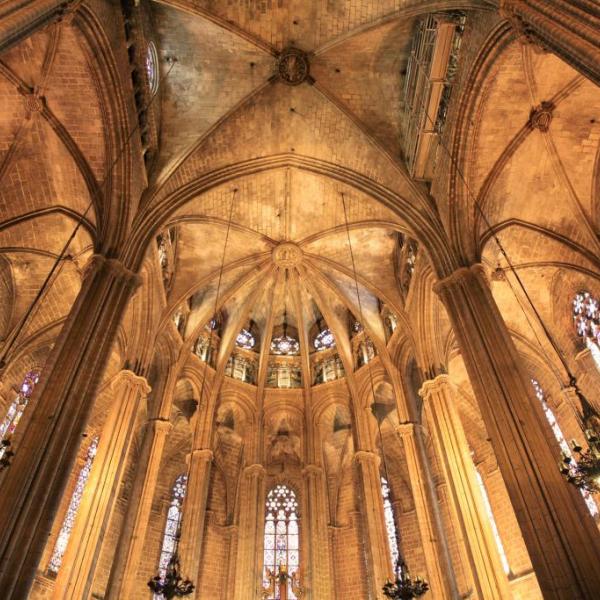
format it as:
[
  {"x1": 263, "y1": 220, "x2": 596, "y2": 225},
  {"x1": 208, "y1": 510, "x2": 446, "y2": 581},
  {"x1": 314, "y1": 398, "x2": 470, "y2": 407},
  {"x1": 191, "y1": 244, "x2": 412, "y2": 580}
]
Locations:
[
  {"x1": 225, "y1": 352, "x2": 257, "y2": 384},
  {"x1": 475, "y1": 470, "x2": 510, "y2": 575},
  {"x1": 156, "y1": 228, "x2": 175, "y2": 292},
  {"x1": 271, "y1": 334, "x2": 300, "y2": 356},
  {"x1": 155, "y1": 475, "x2": 187, "y2": 598},
  {"x1": 380, "y1": 476, "x2": 399, "y2": 568},
  {"x1": 146, "y1": 42, "x2": 159, "y2": 95},
  {"x1": 531, "y1": 379, "x2": 598, "y2": 517},
  {"x1": 267, "y1": 361, "x2": 302, "y2": 388},
  {"x1": 313, "y1": 328, "x2": 335, "y2": 351},
  {"x1": 263, "y1": 484, "x2": 300, "y2": 600},
  {"x1": 236, "y1": 328, "x2": 256, "y2": 350},
  {"x1": 313, "y1": 355, "x2": 345, "y2": 384},
  {"x1": 0, "y1": 370, "x2": 40, "y2": 459},
  {"x1": 573, "y1": 291, "x2": 600, "y2": 369},
  {"x1": 48, "y1": 436, "x2": 99, "y2": 574}
]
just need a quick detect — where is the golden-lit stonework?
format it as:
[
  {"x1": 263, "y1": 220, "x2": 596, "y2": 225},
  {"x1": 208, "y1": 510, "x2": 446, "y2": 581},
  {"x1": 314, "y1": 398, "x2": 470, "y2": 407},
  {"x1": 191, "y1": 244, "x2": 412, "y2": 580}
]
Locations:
[{"x1": 0, "y1": 2, "x2": 599, "y2": 600}]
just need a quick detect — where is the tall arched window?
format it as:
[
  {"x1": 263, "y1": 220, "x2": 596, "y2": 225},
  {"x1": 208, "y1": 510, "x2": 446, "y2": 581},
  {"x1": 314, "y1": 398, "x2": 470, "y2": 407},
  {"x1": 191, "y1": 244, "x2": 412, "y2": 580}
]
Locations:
[
  {"x1": 263, "y1": 484, "x2": 300, "y2": 599},
  {"x1": 0, "y1": 370, "x2": 39, "y2": 459},
  {"x1": 380, "y1": 476, "x2": 399, "y2": 568},
  {"x1": 155, "y1": 474, "x2": 187, "y2": 598},
  {"x1": 573, "y1": 291, "x2": 600, "y2": 369},
  {"x1": 531, "y1": 379, "x2": 598, "y2": 517},
  {"x1": 48, "y1": 436, "x2": 99, "y2": 574},
  {"x1": 475, "y1": 470, "x2": 510, "y2": 575}
]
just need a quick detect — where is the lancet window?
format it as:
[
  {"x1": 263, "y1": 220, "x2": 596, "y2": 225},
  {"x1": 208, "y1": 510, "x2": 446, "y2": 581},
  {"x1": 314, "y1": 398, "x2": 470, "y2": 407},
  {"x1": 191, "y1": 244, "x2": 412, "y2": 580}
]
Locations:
[
  {"x1": 263, "y1": 484, "x2": 300, "y2": 599},
  {"x1": 380, "y1": 476, "x2": 399, "y2": 568},
  {"x1": 531, "y1": 379, "x2": 598, "y2": 517},
  {"x1": 146, "y1": 41, "x2": 159, "y2": 95},
  {"x1": 155, "y1": 475, "x2": 188, "y2": 598},
  {"x1": 0, "y1": 370, "x2": 40, "y2": 459},
  {"x1": 573, "y1": 291, "x2": 600, "y2": 369},
  {"x1": 475, "y1": 470, "x2": 510, "y2": 575},
  {"x1": 48, "y1": 436, "x2": 99, "y2": 574}
]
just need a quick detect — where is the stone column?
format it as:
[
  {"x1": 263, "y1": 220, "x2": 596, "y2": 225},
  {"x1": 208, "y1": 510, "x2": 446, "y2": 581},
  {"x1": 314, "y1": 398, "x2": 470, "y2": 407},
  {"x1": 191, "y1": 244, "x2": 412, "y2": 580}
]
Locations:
[
  {"x1": 52, "y1": 370, "x2": 150, "y2": 599},
  {"x1": 104, "y1": 417, "x2": 172, "y2": 599},
  {"x1": 396, "y1": 423, "x2": 459, "y2": 600},
  {"x1": 498, "y1": 0, "x2": 600, "y2": 86},
  {"x1": 178, "y1": 448, "x2": 214, "y2": 596},
  {"x1": 353, "y1": 450, "x2": 391, "y2": 600},
  {"x1": 420, "y1": 375, "x2": 510, "y2": 600},
  {"x1": 233, "y1": 464, "x2": 266, "y2": 600},
  {"x1": 302, "y1": 465, "x2": 334, "y2": 600},
  {"x1": 0, "y1": 255, "x2": 139, "y2": 599},
  {"x1": 435, "y1": 264, "x2": 600, "y2": 598},
  {"x1": 574, "y1": 348, "x2": 600, "y2": 414},
  {"x1": 0, "y1": 0, "x2": 78, "y2": 54}
]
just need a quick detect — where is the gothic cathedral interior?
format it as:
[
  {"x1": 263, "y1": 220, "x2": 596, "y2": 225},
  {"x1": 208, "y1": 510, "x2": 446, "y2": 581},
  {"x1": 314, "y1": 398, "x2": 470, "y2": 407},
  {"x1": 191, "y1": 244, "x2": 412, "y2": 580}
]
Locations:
[{"x1": 0, "y1": 1, "x2": 599, "y2": 599}]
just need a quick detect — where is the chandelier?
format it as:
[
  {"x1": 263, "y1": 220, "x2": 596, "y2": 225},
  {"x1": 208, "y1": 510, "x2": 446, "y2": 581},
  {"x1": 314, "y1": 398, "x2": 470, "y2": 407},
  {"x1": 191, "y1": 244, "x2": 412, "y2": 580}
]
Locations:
[
  {"x1": 148, "y1": 553, "x2": 194, "y2": 599},
  {"x1": 0, "y1": 439, "x2": 14, "y2": 471},
  {"x1": 383, "y1": 560, "x2": 429, "y2": 600},
  {"x1": 560, "y1": 428, "x2": 600, "y2": 493},
  {"x1": 339, "y1": 191, "x2": 429, "y2": 599}
]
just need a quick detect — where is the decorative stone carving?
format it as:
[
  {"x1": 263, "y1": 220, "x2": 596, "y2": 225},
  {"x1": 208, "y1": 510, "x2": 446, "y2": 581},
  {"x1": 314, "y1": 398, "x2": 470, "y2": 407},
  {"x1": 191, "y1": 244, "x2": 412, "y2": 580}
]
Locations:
[
  {"x1": 20, "y1": 89, "x2": 44, "y2": 114},
  {"x1": 276, "y1": 48, "x2": 310, "y2": 85},
  {"x1": 499, "y1": 0, "x2": 546, "y2": 52},
  {"x1": 272, "y1": 242, "x2": 303, "y2": 268},
  {"x1": 528, "y1": 101, "x2": 554, "y2": 132}
]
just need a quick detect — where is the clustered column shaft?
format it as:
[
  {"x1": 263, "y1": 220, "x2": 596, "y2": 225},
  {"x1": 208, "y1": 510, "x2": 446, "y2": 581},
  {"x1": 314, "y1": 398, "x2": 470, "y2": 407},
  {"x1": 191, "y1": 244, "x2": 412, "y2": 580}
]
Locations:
[{"x1": 435, "y1": 264, "x2": 600, "y2": 599}]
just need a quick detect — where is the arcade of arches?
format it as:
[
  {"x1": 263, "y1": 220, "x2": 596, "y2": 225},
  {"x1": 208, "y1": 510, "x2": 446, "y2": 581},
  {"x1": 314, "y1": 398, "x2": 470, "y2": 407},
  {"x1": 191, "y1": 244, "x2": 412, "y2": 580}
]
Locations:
[{"x1": 0, "y1": 1, "x2": 600, "y2": 599}]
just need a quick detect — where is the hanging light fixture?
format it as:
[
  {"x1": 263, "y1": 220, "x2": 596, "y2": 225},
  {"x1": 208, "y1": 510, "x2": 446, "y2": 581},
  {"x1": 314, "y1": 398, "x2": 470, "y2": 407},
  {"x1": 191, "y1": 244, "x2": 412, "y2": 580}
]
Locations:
[
  {"x1": 340, "y1": 193, "x2": 429, "y2": 599},
  {"x1": 147, "y1": 187, "x2": 237, "y2": 596},
  {"x1": 407, "y1": 67, "x2": 600, "y2": 498},
  {"x1": 148, "y1": 552, "x2": 194, "y2": 599},
  {"x1": 383, "y1": 562, "x2": 429, "y2": 600},
  {"x1": 559, "y1": 381, "x2": 600, "y2": 493}
]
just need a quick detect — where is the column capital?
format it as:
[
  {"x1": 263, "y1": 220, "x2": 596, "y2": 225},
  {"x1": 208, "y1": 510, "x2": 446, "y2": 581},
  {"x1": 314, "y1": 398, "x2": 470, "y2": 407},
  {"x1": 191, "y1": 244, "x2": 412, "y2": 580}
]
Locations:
[
  {"x1": 188, "y1": 448, "x2": 213, "y2": 463},
  {"x1": 418, "y1": 374, "x2": 451, "y2": 399},
  {"x1": 243, "y1": 463, "x2": 266, "y2": 478},
  {"x1": 395, "y1": 422, "x2": 423, "y2": 437},
  {"x1": 147, "y1": 417, "x2": 172, "y2": 434},
  {"x1": 433, "y1": 263, "x2": 488, "y2": 295},
  {"x1": 353, "y1": 450, "x2": 380, "y2": 467},
  {"x1": 302, "y1": 464, "x2": 323, "y2": 478},
  {"x1": 111, "y1": 370, "x2": 151, "y2": 395},
  {"x1": 82, "y1": 254, "x2": 141, "y2": 290}
]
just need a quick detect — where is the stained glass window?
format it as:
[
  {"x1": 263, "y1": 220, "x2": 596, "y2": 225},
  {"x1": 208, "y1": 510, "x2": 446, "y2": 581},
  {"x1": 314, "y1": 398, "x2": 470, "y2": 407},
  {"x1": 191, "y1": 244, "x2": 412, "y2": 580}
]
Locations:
[
  {"x1": 573, "y1": 291, "x2": 600, "y2": 370},
  {"x1": 236, "y1": 328, "x2": 256, "y2": 350},
  {"x1": 263, "y1": 484, "x2": 300, "y2": 600},
  {"x1": 146, "y1": 42, "x2": 159, "y2": 95},
  {"x1": 475, "y1": 470, "x2": 510, "y2": 575},
  {"x1": 271, "y1": 335, "x2": 300, "y2": 356},
  {"x1": 381, "y1": 476, "x2": 399, "y2": 568},
  {"x1": 0, "y1": 370, "x2": 40, "y2": 459},
  {"x1": 172, "y1": 309, "x2": 185, "y2": 335},
  {"x1": 531, "y1": 379, "x2": 598, "y2": 517},
  {"x1": 314, "y1": 328, "x2": 335, "y2": 351},
  {"x1": 48, "y1": 436, "x2": 99, "y2": 574},
  {"x1": 155, "y1": 475, "x2": 188, "y2": 599}
]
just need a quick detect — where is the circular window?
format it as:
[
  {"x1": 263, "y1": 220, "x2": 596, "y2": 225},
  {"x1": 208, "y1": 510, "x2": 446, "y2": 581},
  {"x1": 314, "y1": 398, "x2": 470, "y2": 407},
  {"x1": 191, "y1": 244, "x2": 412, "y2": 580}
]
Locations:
[
  {"x1": 314, "y1": 328, "x2": 335, "y2": 351},
  {"x1": 271, "y1": 334, "x2": 300, "y2": 355},
  {"x1": 145, "y1": 42, "x2": 159, "y2": 95},
  {"x1": 236, "y1": 328, "x2": 256, "y2": 350}
]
